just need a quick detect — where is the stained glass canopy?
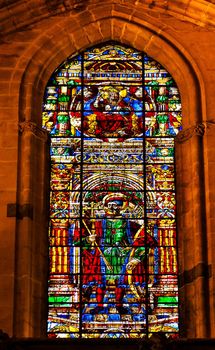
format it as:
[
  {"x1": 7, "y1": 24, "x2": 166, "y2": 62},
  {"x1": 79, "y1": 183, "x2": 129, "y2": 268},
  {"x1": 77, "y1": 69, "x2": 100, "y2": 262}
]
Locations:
[{"x1": 42, "y1": 42, "x2": 182, "y2": 339}]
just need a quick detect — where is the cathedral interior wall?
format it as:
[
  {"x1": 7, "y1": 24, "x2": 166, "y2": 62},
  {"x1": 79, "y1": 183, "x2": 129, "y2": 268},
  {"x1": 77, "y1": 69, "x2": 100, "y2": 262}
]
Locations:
[{"x1": 0, "y1": 0, "x2": 215, "y2": 339}]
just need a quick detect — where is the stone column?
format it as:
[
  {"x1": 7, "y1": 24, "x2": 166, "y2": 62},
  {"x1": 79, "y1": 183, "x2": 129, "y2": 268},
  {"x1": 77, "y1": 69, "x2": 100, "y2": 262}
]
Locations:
[
  {"x1": 201, "y1": 121, "x2": 215, "y2": 337},
  {"x1": 13, "y1": 122, "x2": 50, "y2": 337},
  {"x1": 176, "y1": 123, "x2": 211, "y2": 338}
]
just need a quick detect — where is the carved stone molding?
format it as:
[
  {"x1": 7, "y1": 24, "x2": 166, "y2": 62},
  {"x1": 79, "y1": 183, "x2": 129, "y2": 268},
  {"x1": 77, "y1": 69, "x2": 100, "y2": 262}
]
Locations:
[
  {"x1": 176, "y1": 120, "x2": 215, "y2": 143},
  {"x1": 1, "y1": 0, "x2": 91, "y2": 37},
  {"x1": 45, "y1": 0, "x2": 89, "y2": 13},
  {"x1": 19, "y1": 121, "x2": 49, "y2": 142},
  {"x1": 1, "y1": 0, "x2": 215, "y2": 37}
]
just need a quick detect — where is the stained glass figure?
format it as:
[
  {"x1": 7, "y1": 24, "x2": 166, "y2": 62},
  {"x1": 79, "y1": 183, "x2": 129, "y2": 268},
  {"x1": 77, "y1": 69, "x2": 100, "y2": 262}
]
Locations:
[{"x1": 43, "y1": 43, "x2": 181, "y2": 339}]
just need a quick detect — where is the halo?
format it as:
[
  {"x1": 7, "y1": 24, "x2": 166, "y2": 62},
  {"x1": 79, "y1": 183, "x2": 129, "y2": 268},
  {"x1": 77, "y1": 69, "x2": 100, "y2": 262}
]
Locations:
[{"x1": 102, "y1": 193, "x2": 128, "y2": 208}]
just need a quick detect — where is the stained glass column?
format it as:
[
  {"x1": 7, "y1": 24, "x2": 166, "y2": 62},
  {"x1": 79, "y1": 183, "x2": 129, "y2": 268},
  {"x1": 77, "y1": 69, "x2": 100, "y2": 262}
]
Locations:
[
  {"x1": 144, "y1": 55, "x2": 180, "y2": 336},
  {"x1": 80, "y1": 46, "x2": 146, "y2": 337},
  {"x1": 45, "y1": 55, "x2": 83, "y2": 338}
]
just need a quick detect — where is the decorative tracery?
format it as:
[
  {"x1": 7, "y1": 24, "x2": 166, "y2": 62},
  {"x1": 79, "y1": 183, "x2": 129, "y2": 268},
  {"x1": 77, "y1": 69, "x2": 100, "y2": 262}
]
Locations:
[{"x1": 42, "y1": 43, "x2": 182, "y2": 339}]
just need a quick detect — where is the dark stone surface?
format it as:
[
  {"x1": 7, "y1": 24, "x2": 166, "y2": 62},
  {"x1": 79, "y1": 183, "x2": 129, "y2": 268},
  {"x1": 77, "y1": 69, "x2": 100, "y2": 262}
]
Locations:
[
  {"x1": 179, "y1": 263, "x2": 212, "y2": 287},
  {"x1": 1, "y1": 338, "x2": 215, "y2": 350},
  {"x1": 6, "y1": 203, "x2": 33, "y2": 219}
]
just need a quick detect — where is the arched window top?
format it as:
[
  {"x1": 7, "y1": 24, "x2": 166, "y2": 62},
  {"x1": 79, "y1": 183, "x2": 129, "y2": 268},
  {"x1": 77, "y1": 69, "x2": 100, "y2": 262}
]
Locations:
[
  {"x1": 43, "y1": 42, "x2": 182, "y2": 139},
  {"x1": 43, "y1": 42, "x2": 181, "y2": 339}
]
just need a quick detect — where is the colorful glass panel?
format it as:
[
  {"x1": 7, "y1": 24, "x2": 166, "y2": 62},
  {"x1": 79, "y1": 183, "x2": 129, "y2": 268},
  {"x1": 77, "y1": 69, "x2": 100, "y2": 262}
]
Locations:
[{"x1": 43, "y1": 43, "x2": 181, "y2": 339}]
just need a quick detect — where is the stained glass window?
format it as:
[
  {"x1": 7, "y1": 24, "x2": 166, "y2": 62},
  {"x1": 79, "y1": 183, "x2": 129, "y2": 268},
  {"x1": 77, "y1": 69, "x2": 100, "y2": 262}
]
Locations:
[{"x1": 42, "y1": 43, "x2": 182, "y2": 339}]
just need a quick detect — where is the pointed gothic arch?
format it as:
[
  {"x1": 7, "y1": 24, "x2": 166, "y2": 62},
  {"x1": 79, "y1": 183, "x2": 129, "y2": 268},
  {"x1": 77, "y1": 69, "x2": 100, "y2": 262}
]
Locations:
[{"x1": 14, "y1": 17, "x2": 210, "y2": 339}]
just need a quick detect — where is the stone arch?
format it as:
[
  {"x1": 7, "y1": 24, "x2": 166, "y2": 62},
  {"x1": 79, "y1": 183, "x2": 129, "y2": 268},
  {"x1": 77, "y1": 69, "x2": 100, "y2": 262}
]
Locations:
[
  {"x1": 16, "y1": 14, "x2": 205, "y2": 126},
  {"x1": 14, "y1": 14, "x2": 209, "y2": 338},
  {"x1": 2, "y1": 0, "x2": 215, "y2": 36}
]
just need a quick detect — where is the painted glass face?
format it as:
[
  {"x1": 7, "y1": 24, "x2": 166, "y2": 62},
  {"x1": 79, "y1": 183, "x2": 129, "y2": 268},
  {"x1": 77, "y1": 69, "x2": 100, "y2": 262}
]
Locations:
[{"x1": 43, "y1": 43, "x2": 181, "y2": 339}]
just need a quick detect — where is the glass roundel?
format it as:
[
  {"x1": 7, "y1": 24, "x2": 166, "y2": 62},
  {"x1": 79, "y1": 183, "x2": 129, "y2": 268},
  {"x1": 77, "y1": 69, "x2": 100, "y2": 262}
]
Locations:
[{"x1": 43, "y1": 43, "x2": 182, "y2": 339}]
